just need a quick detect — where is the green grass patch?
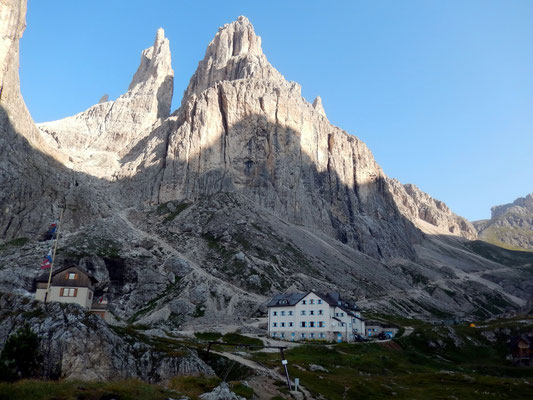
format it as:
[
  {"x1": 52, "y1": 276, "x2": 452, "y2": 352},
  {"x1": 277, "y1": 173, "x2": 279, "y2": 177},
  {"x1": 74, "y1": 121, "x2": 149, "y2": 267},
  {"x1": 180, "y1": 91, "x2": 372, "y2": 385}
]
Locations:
[
  {"x1": 192, "y1": 304, "x2": 206, "y2": 318},
  {"x1": 221, "y1": 333, "x2": 263, "y2": 346},
  {"x1": 128, "y1": 280, "x2": 181, "y2": 323},
  {"x1": 164, "y1": 203, "x2": 191, "y2": 222},
  {"x1": 168, "y1": 375, "x2": 221, "y2": 399},
  {"x1": 0, "y1": 379, "x2": 179, "y2": 400},
  {"x1": 59, "y1": 236, "x2": 122, "y2": 259},
  {"x1": 21, "y1": 308, "x2": 45, "y2": 319},
  {"x1": 465, "y1": 240, "x2": 533, "y2": 265},
  {"x1": 110, "y1": 326, "x2": 189, "y2": 357},
  {"x1": 195, "y1": 332, "x2": 222, "y2": 341},
  {"x1": 229, "y1": 382, "x2": 254, "y2": 399}
]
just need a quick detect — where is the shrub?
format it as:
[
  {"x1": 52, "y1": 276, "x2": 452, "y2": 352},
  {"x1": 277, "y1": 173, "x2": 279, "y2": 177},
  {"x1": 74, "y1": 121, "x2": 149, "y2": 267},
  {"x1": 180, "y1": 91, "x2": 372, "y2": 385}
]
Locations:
[{"x1": 0, "y1": 325, "x2": 43, "y2": 382}]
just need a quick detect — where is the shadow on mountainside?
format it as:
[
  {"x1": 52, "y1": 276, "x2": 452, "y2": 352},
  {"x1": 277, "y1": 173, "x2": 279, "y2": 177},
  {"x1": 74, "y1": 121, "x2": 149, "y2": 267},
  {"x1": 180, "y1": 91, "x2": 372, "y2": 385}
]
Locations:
[
  {"x1": 115, "y1": 107, "x2": 423, "y2": 261},
  {"x1": 2, "y1": 98, "x2": 531, "y2": 320},
  {"x1": 0, "y1": 104, "x2": 119, "y2": 239}
]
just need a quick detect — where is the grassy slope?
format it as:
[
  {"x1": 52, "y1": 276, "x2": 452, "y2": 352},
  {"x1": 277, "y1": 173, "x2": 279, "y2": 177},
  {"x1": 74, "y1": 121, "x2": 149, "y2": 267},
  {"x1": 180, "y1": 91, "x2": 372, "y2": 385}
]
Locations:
[
  {"x1": 476, "y1": 217, "x2": 533, "y2": 252},
  {"x1": 253, "y1": 316, "x2": 533, "y2": 400}
]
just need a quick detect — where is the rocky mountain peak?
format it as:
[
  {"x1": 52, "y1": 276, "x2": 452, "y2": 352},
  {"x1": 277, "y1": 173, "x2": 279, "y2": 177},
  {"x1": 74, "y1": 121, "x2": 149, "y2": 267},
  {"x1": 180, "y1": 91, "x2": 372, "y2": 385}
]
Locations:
[
  {"x1": 128, "y1": 28, "x2": 170, "y2": 110},
  {"x1": 212, "y1": 16, "x2": 263, "y2": 61},
  {"x1": 491, "y1": 193, "x2": 533, "y2": 219},
  {"x1": 312, "y1": 96, "x2": 327, "y2": 118},
  {"x1": 182, "y1": 15, "x2": 284, "y2": 103},
  {"x1": 474, "y1": 193, "x2": 533, "y2": 250},
  {"x1": 127, "y1": 27, "x2": 173, "y2": 118},
  {"x1": 37, "y1": 28, "x2": 174, "y2": 162}
]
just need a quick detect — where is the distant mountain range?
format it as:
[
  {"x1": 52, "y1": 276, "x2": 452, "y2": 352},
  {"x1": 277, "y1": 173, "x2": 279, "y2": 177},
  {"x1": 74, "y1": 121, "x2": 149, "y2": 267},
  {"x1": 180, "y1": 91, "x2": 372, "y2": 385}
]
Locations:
[{"x1": 473, "y1": 194, "x2": 533, "y2": 251}]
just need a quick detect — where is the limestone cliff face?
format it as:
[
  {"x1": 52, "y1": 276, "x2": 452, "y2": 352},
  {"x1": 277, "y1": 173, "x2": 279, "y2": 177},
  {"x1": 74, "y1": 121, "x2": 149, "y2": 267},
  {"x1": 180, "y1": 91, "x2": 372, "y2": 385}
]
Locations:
[
  {"x1": 388, "y1": 180, "x2": 477, "y2": 240},
  {"x1": 38, "y1": 28, "x2": 174, "y2": 170},
  {"x1": 118, "y1": 18, "x2": 421, "y2": 260},
  {"x1": 0, "y1": 0, "x2": 111, "y2": 240},
  {"x1": 0, "y1": 0, "x2": 36, "y2": 143},
  {"x1": 0, "y1": 0, "x2": 67, "y2": 239},
  {"x1": 473, "y1": 193, "x2": 533, "y2": 250}
]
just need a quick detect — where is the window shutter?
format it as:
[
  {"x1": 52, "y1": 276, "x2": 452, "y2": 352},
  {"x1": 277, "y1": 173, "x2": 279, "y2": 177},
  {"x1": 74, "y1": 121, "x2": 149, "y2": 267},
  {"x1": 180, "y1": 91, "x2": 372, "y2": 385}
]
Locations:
[
  {"x1": 74, "y1": 288, "x2": 78, "y2": 297},
  {"x1": 65, "y1": 273, "x2": 69, "y2": 279},
  {"x1": 60, "y1": 288, "x2": 64, "y2": 296}
]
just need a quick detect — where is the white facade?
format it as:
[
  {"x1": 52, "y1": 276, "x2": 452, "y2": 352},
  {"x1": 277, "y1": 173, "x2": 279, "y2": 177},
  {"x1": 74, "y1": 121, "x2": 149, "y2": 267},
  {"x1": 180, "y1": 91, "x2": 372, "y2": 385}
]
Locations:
[
  {"x1": 268, "y1": 292, "x2": 365, "y2": 342},
  {"x1": 35, "y1": 286, "x2": 94, "y2": 310}
]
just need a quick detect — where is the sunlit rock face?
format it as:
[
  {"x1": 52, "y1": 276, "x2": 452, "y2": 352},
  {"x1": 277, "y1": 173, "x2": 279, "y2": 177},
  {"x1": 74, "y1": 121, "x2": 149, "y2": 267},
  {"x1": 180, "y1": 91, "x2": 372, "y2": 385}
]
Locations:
[
  {"x1": 108, "y1": 16, "x2": 420, "y2": 260},
  {"x1": 387, "y1": 180, "x2": 478, "y2": 240}
]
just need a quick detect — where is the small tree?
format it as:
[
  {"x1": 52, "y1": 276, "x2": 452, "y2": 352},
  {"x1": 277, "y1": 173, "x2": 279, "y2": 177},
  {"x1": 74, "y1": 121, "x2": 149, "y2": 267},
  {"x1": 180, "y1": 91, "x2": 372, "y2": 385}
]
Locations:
[{"x1": 0, "y1": 324, "x2": 42, "y2": 382}]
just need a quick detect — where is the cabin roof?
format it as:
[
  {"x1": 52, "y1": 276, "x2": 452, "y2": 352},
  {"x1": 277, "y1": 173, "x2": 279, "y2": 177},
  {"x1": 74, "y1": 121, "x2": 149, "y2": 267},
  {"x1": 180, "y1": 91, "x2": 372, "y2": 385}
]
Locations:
[
  {"x1": 266, "y1": 292, "x2": 307, "y2": 307},
  {"x1": 35, "y1": 265, "x2": 98, "y2": 284}
]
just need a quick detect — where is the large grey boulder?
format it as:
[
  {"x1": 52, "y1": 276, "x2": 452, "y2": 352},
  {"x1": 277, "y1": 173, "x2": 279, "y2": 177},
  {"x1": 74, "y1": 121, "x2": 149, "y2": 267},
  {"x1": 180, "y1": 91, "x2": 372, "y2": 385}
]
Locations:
[{"x1": 0, "y1": 293, "x2": 214, "y2": 381}]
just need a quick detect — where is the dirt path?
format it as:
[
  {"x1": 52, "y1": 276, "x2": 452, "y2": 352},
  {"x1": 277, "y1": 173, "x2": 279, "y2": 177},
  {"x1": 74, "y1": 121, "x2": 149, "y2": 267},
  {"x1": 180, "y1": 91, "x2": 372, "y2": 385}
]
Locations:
[
  {"x1": 211, "y1": 349, "x2": 314, "y2": 399},
  {"x1": 117, "y1": 208, "x2": 267, "y2": 303}
]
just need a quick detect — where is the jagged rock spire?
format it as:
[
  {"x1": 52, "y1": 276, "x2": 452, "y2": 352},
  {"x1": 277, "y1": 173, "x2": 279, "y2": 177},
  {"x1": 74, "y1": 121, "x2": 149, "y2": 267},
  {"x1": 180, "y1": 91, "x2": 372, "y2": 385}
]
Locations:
[
  {"x1": 127, "y1": 27, "x2": 174, "y2": 119},
  {"x1": 182, "y1": 16, "x2": 283, "y2": 103},
  {"x1": 312, "y1": 96, "x2": 327, "y2": 118},
  {"x1": 38, "y1": 28, "x2": 174, "y2": 159}
]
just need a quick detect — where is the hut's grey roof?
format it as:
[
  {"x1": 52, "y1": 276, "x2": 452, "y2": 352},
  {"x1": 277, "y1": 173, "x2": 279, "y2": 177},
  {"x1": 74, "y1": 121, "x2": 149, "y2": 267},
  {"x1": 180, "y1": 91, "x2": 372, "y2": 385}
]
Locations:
[
  {"x1": 267, "y1": 290, "x2": 361, "y2": 316},
  {"x1": 35, "y1": 265, "x2": 98, "y2": 284}
]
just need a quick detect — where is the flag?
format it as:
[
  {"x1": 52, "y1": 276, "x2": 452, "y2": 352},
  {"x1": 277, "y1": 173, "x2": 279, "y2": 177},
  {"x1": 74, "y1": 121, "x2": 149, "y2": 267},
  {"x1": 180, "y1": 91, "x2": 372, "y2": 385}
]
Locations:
[
  {"x1": 40, "y1": 258, "x2": 51, "y2": 269},
  {"x1": 46, "y1": 223, "x2": 57, "y2": 239},
  {"x1": 40, "y1": 249, "x2": 53, "y2": 269}
]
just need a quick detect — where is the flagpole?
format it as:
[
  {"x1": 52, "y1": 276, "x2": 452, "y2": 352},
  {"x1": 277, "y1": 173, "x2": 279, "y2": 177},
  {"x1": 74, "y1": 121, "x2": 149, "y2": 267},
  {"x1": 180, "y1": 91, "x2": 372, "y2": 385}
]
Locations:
[{"x1": 45, "y1": 208, "x2": 64, "y2": 303}]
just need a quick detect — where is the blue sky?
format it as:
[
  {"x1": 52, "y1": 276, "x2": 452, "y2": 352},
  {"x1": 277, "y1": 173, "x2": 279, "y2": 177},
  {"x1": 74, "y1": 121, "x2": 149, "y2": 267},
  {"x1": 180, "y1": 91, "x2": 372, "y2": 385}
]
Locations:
[{"x1": 20, "y1": 1, "x2": 533, "y2": 221}]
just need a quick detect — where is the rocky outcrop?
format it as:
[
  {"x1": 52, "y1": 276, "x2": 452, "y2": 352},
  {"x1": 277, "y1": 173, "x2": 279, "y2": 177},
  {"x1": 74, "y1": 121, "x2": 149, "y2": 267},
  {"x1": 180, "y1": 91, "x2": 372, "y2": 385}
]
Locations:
[
  {"x1": 388, "y1": 180, "x2": 477, "y2": 240},
  {"x1": 0, "y1": 293, "x2": 213, "y2": 381},
  {"x1": 199, "y1": 382, "x2": 245, "y2": 400},
  {"x1": 473, "y1": 193, "x2": 533, "y2": 250}
]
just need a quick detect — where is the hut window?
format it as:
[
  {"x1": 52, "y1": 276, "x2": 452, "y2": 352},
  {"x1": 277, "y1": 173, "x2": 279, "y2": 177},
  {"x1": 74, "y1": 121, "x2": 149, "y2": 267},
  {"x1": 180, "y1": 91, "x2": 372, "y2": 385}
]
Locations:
[
  {"x1": 60, "y1": 288, "x2": 78, "y2": 297},
  {"x1": 67, "y1": 273, "x2": 77, "y2": 280}
]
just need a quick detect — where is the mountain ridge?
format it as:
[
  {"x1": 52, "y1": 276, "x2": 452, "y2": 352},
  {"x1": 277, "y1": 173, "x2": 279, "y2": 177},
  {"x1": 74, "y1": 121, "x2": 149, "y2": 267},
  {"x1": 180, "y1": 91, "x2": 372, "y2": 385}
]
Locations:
[{"x1": 473, "y1": 193, "x2": 533, "y2": 251}]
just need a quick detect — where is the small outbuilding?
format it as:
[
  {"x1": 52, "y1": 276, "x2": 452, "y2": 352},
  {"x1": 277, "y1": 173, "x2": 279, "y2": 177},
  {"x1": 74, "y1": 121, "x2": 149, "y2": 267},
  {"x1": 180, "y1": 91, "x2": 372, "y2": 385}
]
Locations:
[{"x1": 511, "y1": 335, "x2": 533, "y2": 366}]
